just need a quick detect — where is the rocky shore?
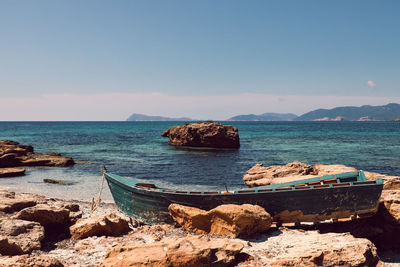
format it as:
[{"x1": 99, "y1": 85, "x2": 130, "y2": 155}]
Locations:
[
  {"x1": 0, "y1": 186, "x2": 395, "y2": 267},
  {"x1": 0, "y1": 161, "x2": 399, "y2": 266},
  {"x1": 0, "y1": 140, "x2": 74, "y2": 178}
]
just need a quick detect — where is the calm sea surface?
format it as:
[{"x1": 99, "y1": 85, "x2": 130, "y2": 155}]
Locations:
[{"x1": 0, "y1": 121, "x2": 399, "y2": 202}]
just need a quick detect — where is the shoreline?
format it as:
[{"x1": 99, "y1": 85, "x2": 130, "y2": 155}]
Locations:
[{"x1": 1, "y1": 184, "x2": 399, "y2": 266}]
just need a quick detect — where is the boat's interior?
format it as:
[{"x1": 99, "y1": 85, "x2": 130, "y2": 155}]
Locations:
[{"x1": 130, "y1": 171, "x2": 382, "y2": 195}]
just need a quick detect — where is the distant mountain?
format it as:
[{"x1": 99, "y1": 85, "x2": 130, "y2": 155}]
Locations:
[
  {"x1": 126, "y1": 113, "x2": 192, "y2": 121},
  {"x1": 228, "y1": 112, "x2": 298, "y2": 121},
  {"x1": 295, "y1": 103, "x2": 400, "y2": 121}
]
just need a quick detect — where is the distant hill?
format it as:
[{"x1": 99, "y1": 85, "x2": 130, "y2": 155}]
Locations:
[
  {"x1": 126, "y1": 113, "x2": 192, "y2": 121},
  {"x1": 228, "y1": 112, "x2": 298, "y2": 121},
  {"x1": 295, "y1": 103, "x2": 400, "y2": 121}
]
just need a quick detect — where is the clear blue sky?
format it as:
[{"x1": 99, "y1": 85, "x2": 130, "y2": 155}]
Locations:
[{"x1": 0, "y1": 1, "x2": 399, "y2": 120}]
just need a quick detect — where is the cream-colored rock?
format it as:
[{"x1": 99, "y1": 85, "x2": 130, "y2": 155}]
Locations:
[
  {"x1": 0, "y1": 189, "x2": 38, "y2": 213},
  {"x1": 0, "y1": 255, "x2": 63, "y2": 267},
  {"x1": 243, "y1": 161, "x2": 316, "y2": 187},
  {"x1": 0, "y1": 199, "x2": 37, "y2": 214},
  {"x1": 363, "y1": 172, "x2": 400, "y2": 226},
  {"x1": 313, "y1": 163, "x2": 357, "y2": 175},
  {"x1": 14, "y1": 204, "x2": 70, "y2": 228},
  {"x1": 241, "y1": 229, "x2": 380, "y2": 266},
  {"x1": 244, "y1": 161, "x2": 359, "y2": 187},
  {"x1": 380, "y1": 190, "x2": 400, "y2": 224},
  {"x1": 0, "y1": 219, "x2": 44, "y2": 255},
  {"x1": 70, "y1": 213, "x2": 131, "y2": 239},
  {"x1": 169, "y1": 203, "x2": 272, "y2": 237},
  {"x1": 364, "y1": 171, "x2": 400, "y2": 189},
  {"x1": 100, "y1": 235, "x2": 244, "y2": 267}
]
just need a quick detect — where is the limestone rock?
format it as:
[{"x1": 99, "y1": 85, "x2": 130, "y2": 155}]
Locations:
[
  {"x1": 243, "y1": 161, "x2": 315, "y2": 187},
  {"x1": 14, "y1": 204, "x2": 70, "y2": 228},
  {"x1": 0, "y1": 219, "x2": 44, "y2": 255},
  {"x1": 169, "y1": 204, "x2": 272, "y2": 237},
  {"x1": 380, "y1": 190, "x2": 400, "y2": 224},
  {"x1": 243, "y1": 161, "x2": 357, "y2": 187},
  {"x1": 0, "y1": 199, "x2": 37, "y2": 214},
  {"x1": 0, "y1": 255, "x2": 63, "y2": 267},
  {"x1": 364, "y1": 171, "x2": 400, "y2": 189},
  {"x1": 0, "y1": 140, "x2": 74, "y2": 168},
  {"x1": 313, "y1": 163, "x2": 358, "y2": 176},
  {"x1": 0, "y1": 190, "x2": 37, "y2": 213},
  {"x1": 0, "y1": 168, "x2": 25, "y2": 178},
  {"x1": 242, "y1": 229, "x2": 380, "y2": 266},
  {"x1": 70, "y1": 213, "x2": 131, "y2": 239},
  {"x1": 100, "y1": 235, "x2": 244, "y2": 267},
  {"x1": 161, "y1": 121, "x2": 240, "y2": 148}
]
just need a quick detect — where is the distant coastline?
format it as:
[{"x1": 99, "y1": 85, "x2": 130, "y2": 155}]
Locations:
[
  {"x1": 127, "y1": 103, "x2": 400, "y2": 122},
  {"x1": 126, "y1": 114, "x2": 193, "y2": 122}
]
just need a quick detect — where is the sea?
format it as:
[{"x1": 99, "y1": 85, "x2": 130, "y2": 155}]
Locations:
[{"x1": 0, "y1": 121, "x2": 399, "y2": 202}]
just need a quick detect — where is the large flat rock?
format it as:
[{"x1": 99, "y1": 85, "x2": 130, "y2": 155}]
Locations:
[
  {"x1": 101, "y1": 235, "x2": 244, "y2": 267},
  {"x1": 0, "y1": 168, "x2": 25, "y2": 178},
  {"x1": 0, "y1": 140, "x2": 74, "y2": 168},
  {"x1": 241, "y1": 229, "x2": 380, "y2": 266},
  {"x1": 243, "y1": 161, "x2": 357, "y2": 187}
]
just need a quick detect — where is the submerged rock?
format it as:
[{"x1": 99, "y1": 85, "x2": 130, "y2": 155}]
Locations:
[
  {"x1": 43, "y1": 179, "x2": 74, "y2": 185},
  {"x1": 100, "y1": 235, "x2": 244, "y2": 267},
  {"x1": 161, "y1": 121, "x2": 240, "y2": 148},
  {"x1": 70, "y1": 213, "x2": 131, "y2": 239},
  {"x1": 0, "y1": 140, "x2": 74, "y2": 169},
  {"x1": 169, "y1": 203, "x2": 272, "y2": 237}
]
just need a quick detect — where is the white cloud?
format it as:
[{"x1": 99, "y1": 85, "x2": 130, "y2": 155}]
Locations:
[
  {"x1": 0, "y1": 93, "x2": 399, "y2": 121},
  {"x1": 367, "y1": 80, "x2": 376, "y2": 88}
]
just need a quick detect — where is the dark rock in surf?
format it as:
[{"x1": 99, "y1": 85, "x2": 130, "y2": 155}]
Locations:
[
  {"x1": 43, "y1": 179, "x2": 74, "y2": 185},
  {"x1": 161, "y1": 121, "x2": 240, "y2": 149},
  {"x1": 0, "y1": 168, "x2": 26, "y2": 178}
]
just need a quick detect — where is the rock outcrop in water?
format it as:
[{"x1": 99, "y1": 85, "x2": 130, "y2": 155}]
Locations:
[
  {"x1": 0, "y1": 140, "x2": 75, "y2": 178},
  {"x1": 161, "y1": 121, "x2": 240, "y2": 148},
  {"x1": 0, "y1": 168, "x2": 25, "y2": 178}
]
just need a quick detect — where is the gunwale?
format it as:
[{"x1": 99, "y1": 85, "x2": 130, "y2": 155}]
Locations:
[{"x1": 105, "y1": 171, "x2": 383, "y2": 196}]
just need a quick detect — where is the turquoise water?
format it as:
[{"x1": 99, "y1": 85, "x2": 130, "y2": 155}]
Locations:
[{"x1": 0, "y1": 121, "x2": 399, "y2": 202}]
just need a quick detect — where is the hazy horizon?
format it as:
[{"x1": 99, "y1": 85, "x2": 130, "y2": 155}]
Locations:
[{"x1": 1, "y1": 1, "x2": 399, "y2": 120}]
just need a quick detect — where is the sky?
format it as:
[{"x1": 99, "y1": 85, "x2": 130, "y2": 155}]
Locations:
[{"x1": 0, "y1": 0, "x2": 399, "y2": 120}]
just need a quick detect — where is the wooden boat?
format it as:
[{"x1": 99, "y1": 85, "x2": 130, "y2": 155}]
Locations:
[{"x1": 102, "y1": 167, "x2": 383, "y2": 224}]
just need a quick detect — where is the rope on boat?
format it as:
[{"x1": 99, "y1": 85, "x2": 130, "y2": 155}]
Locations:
[{"x1": 90, "y1": 165, "x2": 107, "y2": 215}]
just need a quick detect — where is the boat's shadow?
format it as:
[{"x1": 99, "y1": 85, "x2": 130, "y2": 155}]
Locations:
[{"x1": 240, "y1": 228, "x2": 283, "y2": 242}]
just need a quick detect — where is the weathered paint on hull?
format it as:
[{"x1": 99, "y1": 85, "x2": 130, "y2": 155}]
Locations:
[{"x1": 105, "y1": 173, "x2": 383, "y2": 223}]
